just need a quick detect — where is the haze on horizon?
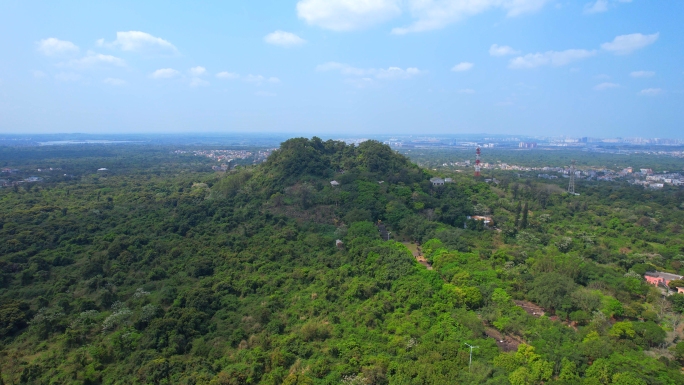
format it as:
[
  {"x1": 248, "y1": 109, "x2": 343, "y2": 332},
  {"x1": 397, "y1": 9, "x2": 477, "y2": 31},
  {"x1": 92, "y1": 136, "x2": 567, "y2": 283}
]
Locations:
[{"x1": 0, "y1": 0, "x2": 682, "y2": 138}]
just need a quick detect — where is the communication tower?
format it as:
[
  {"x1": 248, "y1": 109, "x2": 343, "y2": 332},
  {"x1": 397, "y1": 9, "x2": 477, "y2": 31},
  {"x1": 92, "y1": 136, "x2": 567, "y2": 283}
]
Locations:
[
  {"x1": 474, "y1": 147, "x2": 481, "y2": 177},
  {"x1": 568, "y1": 160, "x2": 576, "y2": 194}
]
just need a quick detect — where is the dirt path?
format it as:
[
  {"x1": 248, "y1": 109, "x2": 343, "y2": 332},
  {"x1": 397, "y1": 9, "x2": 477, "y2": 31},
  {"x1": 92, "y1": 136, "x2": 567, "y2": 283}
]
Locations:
[
  {"x1": 484, "y1": 327, "x2": 522, "y2": 352},
  {"x1": 514, "y1": 300, "x2": 545, "y2": 317},
  {"x1": 402, "y1": 242, "x2": 433, "y2": 270}
]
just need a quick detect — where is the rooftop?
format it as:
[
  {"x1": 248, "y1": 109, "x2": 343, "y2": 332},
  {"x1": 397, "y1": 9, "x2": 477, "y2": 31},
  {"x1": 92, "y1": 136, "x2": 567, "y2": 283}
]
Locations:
[{"x1": 645, "y1": 271, "x2": 683, "y2": 281}]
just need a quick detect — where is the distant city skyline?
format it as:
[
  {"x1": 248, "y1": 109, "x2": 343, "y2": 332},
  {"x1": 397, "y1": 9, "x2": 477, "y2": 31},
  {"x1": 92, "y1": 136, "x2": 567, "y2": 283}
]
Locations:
[
  {"x1": 3, "y1": 132, "x2": 684, "y2": 148},
  {"x1": 0, "y1": 1, "x2": 682, "y2": 137}
]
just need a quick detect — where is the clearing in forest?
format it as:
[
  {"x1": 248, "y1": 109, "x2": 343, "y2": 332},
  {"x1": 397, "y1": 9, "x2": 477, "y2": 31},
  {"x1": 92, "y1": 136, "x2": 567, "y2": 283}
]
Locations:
[{"x1": 402, "y1": 242, "x2": 433, "y2": 270}]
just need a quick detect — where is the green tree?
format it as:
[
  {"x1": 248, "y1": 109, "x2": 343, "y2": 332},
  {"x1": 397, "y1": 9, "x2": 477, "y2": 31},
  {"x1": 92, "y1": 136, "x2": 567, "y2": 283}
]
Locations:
[
  {"x1": 514, "y1": 201, "x2": 522, "y2": 228},
  {"x1": 668, "y1": 279, "x2": 684, "y2": 291},
  {"x1": 571, "y1": 288, "x2": 603, "y2": 313},
  {"x1": 520, "y1": 202, "x2": 529, "y2": 229},
  {"x1": 609, "y1": 322, "x2": 636, "y2": 339},
  {"x1": 494, "y1": 345, "x2": 553, "y2": 385},
  {"x1": 492, "y1": 288, "x2": 513, "y2": 307},
  {"x1": 558, "y1": 358, "x2": 580, "y2": 381},
  {"x1": 673, "y1": 342, "x2": 684, "y2": 363},
  {"x1": 611, "y1": 372, "x2": 647, "y2": 385},
  {"x1": 585, "y1": 358, "x2": 612, "y2": 384},
  {"x1": 603, "y1": 298, "x2": 625, "y2": 318},
  {"x1": 528, "y1": 273, "x2": 576, "y2": 311}
]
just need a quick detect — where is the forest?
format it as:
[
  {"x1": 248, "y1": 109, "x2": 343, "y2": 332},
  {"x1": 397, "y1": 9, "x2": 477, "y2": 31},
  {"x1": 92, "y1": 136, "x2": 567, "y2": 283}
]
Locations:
[{"x1": 1, "y1": 138, "x2": 684, "y2": 384}]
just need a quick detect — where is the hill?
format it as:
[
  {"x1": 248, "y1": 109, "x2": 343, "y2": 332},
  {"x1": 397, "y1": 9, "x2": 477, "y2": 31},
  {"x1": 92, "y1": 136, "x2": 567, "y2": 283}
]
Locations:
[{"x1": 1, "y1": 138, "x2": 684, "y2": 384}]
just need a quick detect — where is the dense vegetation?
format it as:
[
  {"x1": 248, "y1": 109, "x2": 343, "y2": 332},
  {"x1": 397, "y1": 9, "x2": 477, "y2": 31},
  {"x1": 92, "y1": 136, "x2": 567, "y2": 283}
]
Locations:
[{"x1": 1, "y1": 138, "x2": 684, "y2": 384}]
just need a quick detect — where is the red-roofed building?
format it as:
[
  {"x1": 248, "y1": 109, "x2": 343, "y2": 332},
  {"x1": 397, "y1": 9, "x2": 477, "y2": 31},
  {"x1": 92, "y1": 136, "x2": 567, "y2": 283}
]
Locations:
[{"x1": 644, "y1": 271, "x2": 683, "y2": 288}]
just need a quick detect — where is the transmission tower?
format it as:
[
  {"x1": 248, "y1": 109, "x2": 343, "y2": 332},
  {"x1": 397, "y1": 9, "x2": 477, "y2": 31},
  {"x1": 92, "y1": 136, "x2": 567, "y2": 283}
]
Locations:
[
  {"x1": 568, "y1": 160, "x2": 576, "y2": 194},
  {"x1": 474, "y1": 147, "x2": 481, "y2": 177}
]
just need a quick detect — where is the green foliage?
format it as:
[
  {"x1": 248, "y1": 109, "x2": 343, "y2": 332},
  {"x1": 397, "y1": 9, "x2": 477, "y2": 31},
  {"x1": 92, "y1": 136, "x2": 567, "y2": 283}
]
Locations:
[
  {"x1": 611, "y1": 372, "x2": 647, "y2": 385},
  {"x1": 0, "y1": 300, "x2": 30, "y2": 338},
  {"x1": 558, "y1": 358, "x2": 580, "y2": 381},
  {"x1": 608, "y1": 322, "x2": 636, "y2": 339},
  {"x1": 602, "y1": 298, "x2": 625, "y2": 318},
  {"x1": 668, "y1": 294, "x2": 684, "y2": 313},
  {"x1": 494, "y1": 344, "x2": 553, "y2": 385},
  {"x1": 346, "y1": 221, "x2": 378, "y2": 239},
  {"x1": 527, "y1": 273, "x2": 576, "y2": 311},
  {"x1": 1, "y1": 141, "x2": 684, "y2": 384},
  {"x1": 674, "y1": 342, "x2": 684, "y2": 363}
]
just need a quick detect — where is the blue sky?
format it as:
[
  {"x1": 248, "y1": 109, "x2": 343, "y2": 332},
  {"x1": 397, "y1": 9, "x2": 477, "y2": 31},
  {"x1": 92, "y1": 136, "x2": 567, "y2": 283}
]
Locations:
[{"x1": 0, "y1": 0, "x2": 682, "y2": 137}]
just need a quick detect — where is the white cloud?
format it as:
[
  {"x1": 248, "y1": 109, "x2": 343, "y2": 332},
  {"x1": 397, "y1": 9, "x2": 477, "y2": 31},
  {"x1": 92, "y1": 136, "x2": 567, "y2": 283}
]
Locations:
[
  {"x1": 244, "y1": 75, "x2": 281, "y2": 84},
  {"x1": 189, "y1": 66, "x2": 207, "y2": 76},
  {"x1": 215, "y1": 72, "x2": 280, "y2": 84},
  {"x1": 392, "y1": 0, "x2": 550, "y2": 35},
  {"x1": 489, "y1": 44, "x2": 520, "y2": 57},
  {"x1": 37, "y1": 38, "x2": 79, "y2": 56},
  {"x1": 584, "y1": 0, "x2": 608, "y2": 14},
  {"x1": 54, "y1": 72, "x2": 81, "y2": 82},
  {"x1": 103, "y1": 31, "x2": 178, "y2": 54},
  {"x1": 451, "y1": 62, "x2": 474, "y2": 72},
  {"x1": 150, "y1": 68, "x2": 180, "y2": 79},
  {"x1": 264, "y1": 31, "x2": 306, "y2": 47},
  {"x1": 509, "y1": 49, "x2": 596, "y2": 69},
  {"x1": 296, "y1": 0, "x2": 550, "y2": 34},
  {"x1": 297, "y1": 0, "x2": 401, "y2": 31},
  {"x1": 317, "y1": 62, "x2": 424, "y2": 79},
  {"x1": 639, "y1": 88, "x2": 663, "y2": 96},
  {"x1": 33, "y1": 70, "x2": 47, "y2": 78},
  {"x1": 103, "y1": 78, "x2": 127, "y2": 86},
  {"x1": 376, "y1": 67, "x2": 423, "y2": 79},
  {"x1": 630, "y1": 70, "x2": 655, "y2": 78},
  {"x1": 458, "y1": 89, "x2": 476, "y2": 94},
  {"x1": 190, "y1": 78, "x2": 209, "y2": 87},
  {"x1": 316, "y1": 62, "x2": 373, "y2": 76},
  {"x1": 60, "y1": 52, "x2": 126, "y2": 69},
  {"x1": 594, "y1": 82, "x2": 619, "y2": 91},
  {"x1": 216, "y1": 72, "x2": 240, "y2": 80},
  {"x1": 601, "y1": 33, "x2": 659, "y2": 55},
  {"x1": 585, "y1": 0, "x2": 633, "y2": 14}
]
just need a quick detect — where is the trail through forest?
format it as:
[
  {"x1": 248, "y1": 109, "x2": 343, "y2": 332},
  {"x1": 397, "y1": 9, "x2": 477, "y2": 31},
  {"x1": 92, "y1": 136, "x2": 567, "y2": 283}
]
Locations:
[{"x1": 402, "y1": 241, "x2": 433, "y2": 270}]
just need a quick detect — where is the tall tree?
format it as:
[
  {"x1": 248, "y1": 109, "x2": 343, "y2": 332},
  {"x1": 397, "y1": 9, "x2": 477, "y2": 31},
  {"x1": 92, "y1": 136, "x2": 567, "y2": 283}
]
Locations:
[{"x1": 520, "y1": 202, "x2": 529, "y2": 229}]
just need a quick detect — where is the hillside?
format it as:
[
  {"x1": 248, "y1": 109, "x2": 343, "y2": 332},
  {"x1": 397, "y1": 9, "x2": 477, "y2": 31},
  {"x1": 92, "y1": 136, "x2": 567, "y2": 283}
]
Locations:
[{"x1": 1, "y1": 138, "x2": 684, "y2": 384}]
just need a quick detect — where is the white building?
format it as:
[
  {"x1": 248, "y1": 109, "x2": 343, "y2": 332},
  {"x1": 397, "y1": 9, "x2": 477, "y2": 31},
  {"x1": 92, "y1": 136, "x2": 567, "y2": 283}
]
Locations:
[{"x1": 430, "y1": 177, "x2": 445, "y2": 186}]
